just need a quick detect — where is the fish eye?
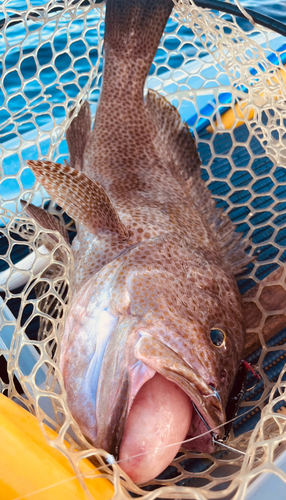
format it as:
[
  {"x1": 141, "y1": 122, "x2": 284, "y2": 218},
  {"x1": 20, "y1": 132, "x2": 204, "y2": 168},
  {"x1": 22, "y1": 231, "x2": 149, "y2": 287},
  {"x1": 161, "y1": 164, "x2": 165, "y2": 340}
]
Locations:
[{"x1": 210, "y1": 328, "x2": 226, "y2": 348}]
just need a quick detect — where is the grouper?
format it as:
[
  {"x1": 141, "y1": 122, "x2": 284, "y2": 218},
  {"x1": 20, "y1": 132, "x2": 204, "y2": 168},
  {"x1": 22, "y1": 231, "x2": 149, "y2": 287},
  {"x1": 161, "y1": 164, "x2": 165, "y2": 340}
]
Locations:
[{"x1": 25, "y1": 0, "x2": 249, "y2": 484}]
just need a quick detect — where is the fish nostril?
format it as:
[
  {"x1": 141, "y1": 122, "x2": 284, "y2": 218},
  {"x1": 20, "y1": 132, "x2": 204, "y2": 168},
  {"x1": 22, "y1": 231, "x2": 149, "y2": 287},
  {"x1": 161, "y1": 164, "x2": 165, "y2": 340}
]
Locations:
[
  {"x1": 220, "y1": 368, "x2": 227, "y2": 383},
  {"x1": 210, "y1": 328, "x2": 226, "y2": 348}
]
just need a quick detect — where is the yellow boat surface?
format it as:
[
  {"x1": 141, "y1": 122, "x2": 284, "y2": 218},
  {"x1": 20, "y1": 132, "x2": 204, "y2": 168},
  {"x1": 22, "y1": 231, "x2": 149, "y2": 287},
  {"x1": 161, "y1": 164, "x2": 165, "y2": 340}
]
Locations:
[
  {"x1": 0, "y1": 394, "x2": 114, "y2": 500},
  {"x1": 207, "y1": 66, "x2": 286, "y2": 132}
]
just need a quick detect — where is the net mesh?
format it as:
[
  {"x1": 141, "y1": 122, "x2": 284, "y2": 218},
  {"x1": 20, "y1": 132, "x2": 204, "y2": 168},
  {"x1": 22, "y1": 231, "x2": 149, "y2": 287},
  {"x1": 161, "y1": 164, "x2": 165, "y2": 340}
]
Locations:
[{"x1": 1, "y1": 0, "x2": 286, "y2": 498}]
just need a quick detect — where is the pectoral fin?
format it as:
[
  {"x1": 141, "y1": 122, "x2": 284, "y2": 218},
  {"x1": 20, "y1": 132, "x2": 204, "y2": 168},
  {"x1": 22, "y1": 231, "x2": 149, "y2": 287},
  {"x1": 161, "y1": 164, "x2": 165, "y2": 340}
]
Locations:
[{"x1": 27, "y1": 160, "x2": 129, "y2": 239}]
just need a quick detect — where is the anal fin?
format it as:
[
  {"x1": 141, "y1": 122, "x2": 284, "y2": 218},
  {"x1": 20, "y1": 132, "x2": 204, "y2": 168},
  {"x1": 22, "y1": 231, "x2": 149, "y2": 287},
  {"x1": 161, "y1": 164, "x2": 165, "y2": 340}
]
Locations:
[{"x1": 27, "y1": 160, "x2": 129, "y2": 240}]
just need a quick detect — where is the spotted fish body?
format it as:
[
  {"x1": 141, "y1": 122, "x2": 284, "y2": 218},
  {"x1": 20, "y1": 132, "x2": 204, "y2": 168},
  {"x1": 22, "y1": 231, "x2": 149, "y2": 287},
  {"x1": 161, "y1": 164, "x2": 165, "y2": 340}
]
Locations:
[{"x1": 27, "y1": 0, "x2": 249, "y2": 483}]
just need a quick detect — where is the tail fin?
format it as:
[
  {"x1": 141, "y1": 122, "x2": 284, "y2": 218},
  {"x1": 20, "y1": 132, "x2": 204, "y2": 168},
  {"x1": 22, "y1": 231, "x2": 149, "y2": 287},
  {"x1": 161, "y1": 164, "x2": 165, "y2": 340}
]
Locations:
[{"x1": 103, "y1": 0, "x2": 173, "y2": 95}]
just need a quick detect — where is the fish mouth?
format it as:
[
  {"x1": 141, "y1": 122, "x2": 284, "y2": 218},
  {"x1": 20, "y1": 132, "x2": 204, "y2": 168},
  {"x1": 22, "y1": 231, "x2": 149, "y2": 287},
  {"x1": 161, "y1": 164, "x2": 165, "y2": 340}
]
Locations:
[
  {"x1": 134, "y1": 334, "x2": 226, "y2": 452},
  {"x1": 94, "y1": 372, "x2": 222, "y2": 460},
  {"x1": 97, "y1": 335, "x2": 225, "y2": 457}
]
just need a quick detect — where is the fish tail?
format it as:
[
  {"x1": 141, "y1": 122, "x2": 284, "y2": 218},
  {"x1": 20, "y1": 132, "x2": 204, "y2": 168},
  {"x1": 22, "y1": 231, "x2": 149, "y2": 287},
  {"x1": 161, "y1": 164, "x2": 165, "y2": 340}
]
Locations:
[{"x1": 103, "y1": 0, "x2": 173, "y2": 97}]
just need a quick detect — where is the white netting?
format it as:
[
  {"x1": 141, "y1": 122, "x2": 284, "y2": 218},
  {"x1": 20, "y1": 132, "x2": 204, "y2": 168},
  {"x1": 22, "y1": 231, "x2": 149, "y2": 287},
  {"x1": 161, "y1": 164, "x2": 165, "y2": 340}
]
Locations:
[{"x1": 1, "y1": 0, "x2": 286, "y2": 498}]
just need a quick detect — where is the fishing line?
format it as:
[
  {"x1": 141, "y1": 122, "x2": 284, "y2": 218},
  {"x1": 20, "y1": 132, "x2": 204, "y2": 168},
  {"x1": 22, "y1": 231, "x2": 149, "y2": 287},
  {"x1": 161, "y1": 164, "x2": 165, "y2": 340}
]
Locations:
[
  {"x1": 13, "y1": 388, "x2": 281, "y2": 500},
  {"x1": 212, "y1": 439, "x2": 246, "y2": 455},
  {"x1": 13, "y1": 474, "x2": 90, "y2": 500}
]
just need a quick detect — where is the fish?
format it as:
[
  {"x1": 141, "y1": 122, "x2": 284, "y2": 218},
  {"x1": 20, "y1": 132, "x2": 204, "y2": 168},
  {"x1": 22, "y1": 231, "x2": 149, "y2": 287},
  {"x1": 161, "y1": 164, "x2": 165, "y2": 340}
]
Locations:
[{"x1": 24, "y1": 0, "x2": 250, "y2": 484}]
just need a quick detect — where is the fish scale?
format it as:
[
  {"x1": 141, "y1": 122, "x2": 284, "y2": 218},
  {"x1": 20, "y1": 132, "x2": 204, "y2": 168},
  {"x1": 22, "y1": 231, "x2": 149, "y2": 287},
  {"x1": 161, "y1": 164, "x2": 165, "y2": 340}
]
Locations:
[{"x1": 24, "y1": 0, "x2": 250, "y2": 483}]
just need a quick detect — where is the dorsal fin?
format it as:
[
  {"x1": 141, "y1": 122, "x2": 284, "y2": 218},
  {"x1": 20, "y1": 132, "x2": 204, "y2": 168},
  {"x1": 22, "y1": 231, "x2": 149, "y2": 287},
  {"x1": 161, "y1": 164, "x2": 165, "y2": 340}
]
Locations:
[
  {"x1": 27, "y1": 160, "x2": 129, "y2": 240},
  {"x1": 146, "y1": 90, "x2": 201, "y2": 181},
  {"x1": 20, "y1": 200, "x2": 69, "y2": 244},
  {"x1": 186, "y1": 174, "x2": 252, "y2": 276},
  {"x1": 146, "y1": 90, "x2": 251, "y2": 275}
]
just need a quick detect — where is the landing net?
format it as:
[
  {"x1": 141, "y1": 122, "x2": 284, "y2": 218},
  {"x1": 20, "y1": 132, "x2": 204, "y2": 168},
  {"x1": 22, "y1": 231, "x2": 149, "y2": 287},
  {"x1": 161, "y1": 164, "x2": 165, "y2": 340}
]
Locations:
[{"x1": 1, "y1": 0, "x2": 286, "y2": 498}]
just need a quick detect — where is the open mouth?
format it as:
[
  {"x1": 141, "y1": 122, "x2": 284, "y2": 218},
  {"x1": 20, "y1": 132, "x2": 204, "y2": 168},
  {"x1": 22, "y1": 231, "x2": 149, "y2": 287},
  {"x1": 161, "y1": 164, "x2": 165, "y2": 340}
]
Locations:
[{"x1": 117, "y1": 368, "x2": 225, "y2": 485}]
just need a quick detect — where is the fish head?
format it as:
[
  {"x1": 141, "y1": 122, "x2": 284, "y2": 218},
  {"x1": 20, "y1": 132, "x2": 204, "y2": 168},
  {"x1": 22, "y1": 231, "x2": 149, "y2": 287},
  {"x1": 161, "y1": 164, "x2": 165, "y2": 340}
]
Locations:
[
  {"x1": 122, "y1": 238, "x2": 245, "y2": 452},
  {"x1": 60, "y1": 236, "x2": 244, "y2": 456}
]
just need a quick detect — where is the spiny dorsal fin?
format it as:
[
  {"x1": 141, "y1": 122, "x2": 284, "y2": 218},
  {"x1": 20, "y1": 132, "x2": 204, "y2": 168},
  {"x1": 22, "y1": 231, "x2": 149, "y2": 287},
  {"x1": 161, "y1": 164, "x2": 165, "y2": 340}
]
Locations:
[
  {"x1": 66, "y1": 101, "x2": 91, "y2": 171},
  {"x1": 146, "y1": 90, "x2": 201, "y2": 181},
  {"x1": 27, "y1": 160, "x2": 129, "y2": 240},
  {"x1": 185, "y1": 173, "x2": 252, "y2": 275},
  {"x1": 20, "y1": 200, "x2": 69, "y2": 244},
  {"x1": 146, "y1": 91, "x2": 251, "y2": 274}
]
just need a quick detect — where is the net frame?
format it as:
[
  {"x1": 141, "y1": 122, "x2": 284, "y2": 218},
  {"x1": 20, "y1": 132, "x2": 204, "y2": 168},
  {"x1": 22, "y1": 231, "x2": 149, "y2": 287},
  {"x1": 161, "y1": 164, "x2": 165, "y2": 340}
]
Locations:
[{"x1": 1, "y1": 0, "x2": 286, "y2": 498}]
